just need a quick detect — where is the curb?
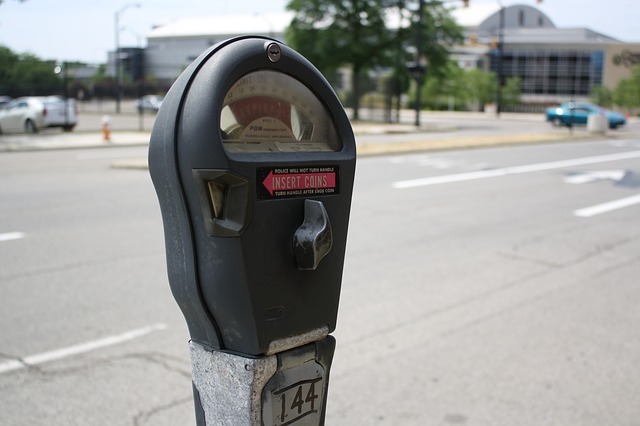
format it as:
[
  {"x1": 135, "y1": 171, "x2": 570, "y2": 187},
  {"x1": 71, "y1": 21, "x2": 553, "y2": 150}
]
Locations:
[
  {"x1": 109, "y1": 132, "x2": 597, "y2": 170},
  {"x1": 355, "y1": 132, "x2": 592, "y2": 156},
  {"x1": 0, "y1": 127, "x2": 610, "y2": 170}
]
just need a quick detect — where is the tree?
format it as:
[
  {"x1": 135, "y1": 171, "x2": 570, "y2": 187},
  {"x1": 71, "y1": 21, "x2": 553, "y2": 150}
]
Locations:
[
  {"x1": 612, "y1": 67, "x2": 640, "y2": 112},
  {"x1": 502, "y1": 76, "x2": 521, "y2": 108},
  {"x1": 285, "y1": 0, "x2": 463, "y2": 120},
  {"x1": 613, "y1": 77, "x2": 639, "y2": 112},
  {"x1": 286, "y1": 0, "x2": 397, "y2": 120},
  {"x1": 0, "y1": 46, "x2": 19, "y2": 83},
  {"x1": 406, "y1": 0, "x2": 463, "y2": 79},
  {"x1": 0, "y1": 45, "x2": 63, "y2": 96},
  {"x1": 462, "y1": 68, "x2": 495, "y2": 108},
  {"x1": 411, "y1": 61, "x2": 462, "y2": 109},
  {"x1": 590, "y1": 85, "x2": 614, "y2": 108}
]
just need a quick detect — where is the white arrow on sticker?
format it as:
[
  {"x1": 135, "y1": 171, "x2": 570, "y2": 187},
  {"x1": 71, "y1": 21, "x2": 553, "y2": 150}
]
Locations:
[{"x1": 564, "y1": 170, "x2": 627, "y2": 184}]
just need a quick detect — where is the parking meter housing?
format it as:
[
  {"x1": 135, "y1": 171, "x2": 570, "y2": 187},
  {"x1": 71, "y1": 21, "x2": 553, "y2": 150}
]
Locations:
[{"x1": 149, "y1": 36, "x2": 356, "y2": 357}]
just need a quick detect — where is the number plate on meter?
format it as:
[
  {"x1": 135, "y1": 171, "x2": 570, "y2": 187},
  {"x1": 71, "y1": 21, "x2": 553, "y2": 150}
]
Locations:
[
  {"x1": 262, "y1": 360, "x2": 326, "y2": 425},
  {"x1": 272, "y1": 378, "x2": 323, "y2": 425}
]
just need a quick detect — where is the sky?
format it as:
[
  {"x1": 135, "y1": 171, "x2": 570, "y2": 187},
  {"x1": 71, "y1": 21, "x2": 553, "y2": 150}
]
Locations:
[{"x1": 1, "y1": 0, "x2": 639, "y2": 64}]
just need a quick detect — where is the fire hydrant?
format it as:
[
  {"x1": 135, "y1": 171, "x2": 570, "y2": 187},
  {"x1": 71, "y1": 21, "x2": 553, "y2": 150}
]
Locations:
[{"x1": 102, "y1": 115, "x2": 111, "y2": 142}]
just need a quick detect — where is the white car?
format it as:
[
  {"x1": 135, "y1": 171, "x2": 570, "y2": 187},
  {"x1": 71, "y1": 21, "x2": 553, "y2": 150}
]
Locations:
[{"x1": 0, "y1": 96, "x2": 78, "y2": 134}]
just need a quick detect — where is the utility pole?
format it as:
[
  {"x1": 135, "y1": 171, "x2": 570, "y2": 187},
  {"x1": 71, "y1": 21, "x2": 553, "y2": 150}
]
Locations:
[
  {"x1": 413, "y1": 0, "x2": 425, "y2": 127},
  {"x1": 114, "y1": 3, "x2": 140, "y2": 114},
  {"x1": 496, "y1": 3, "x2": 505, "y2": 118}
]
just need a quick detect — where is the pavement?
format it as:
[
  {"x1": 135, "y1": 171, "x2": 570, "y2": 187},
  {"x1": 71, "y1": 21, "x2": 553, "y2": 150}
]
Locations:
[{"x1": 1, "y1": 110, "x2": 635, "y2": 170}]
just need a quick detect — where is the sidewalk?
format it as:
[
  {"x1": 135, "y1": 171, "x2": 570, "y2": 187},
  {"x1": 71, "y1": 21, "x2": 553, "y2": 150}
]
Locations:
[
  {"x1": 0, "y1": 131, "x2": 150, "y2": 152},
  {"x1": 353, "y1": 123, "x2": 590, "y2": 156},
  {"x1": 0, "y1": 118, "x2": 625, "y2": 170}
]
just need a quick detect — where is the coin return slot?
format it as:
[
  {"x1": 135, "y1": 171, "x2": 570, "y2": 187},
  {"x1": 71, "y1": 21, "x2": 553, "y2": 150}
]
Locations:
[
  {"x1": 193, "y1": 169, "x2": 250, "y2": 237},
  {"x1": 208, "y1": 181, "x2": 226, "y2": 219}
]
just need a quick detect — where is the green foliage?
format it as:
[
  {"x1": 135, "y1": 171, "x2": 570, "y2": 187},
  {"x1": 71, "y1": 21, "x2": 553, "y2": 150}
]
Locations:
[
  {"x1": 286, "y1": 0, "x2": 396, "y2": 73},
  {"x1": 407, "y1": 0, "x2": 464, "y2": 78},
  {"x1": 612, "y1": 66, "x2": 640, "y2": 111},
  {"x1": 286, "y1": 0, "x2": 397, "y2": 119},
  {"x1": 590, "y1": 85, "x2": 614, "y2": 108},
  {"x1": 408, "y1": 63, "x2": 518, "y2": 111},
  {"x1": 613, "y1": 79, "x2": 637, "y2": 110},
  {"x1": 91, "y1": 64, "x2": 111, "y2": 84},
  {"x1": 285, "y1": 0, "x2": 463, "y2": 119},
  {"x1": 410, "y1": 62, "x2": 510, "y2": 110},
  {"x1": 0, "y1": 45, "x2": 62, "y2": 95},
  {"x1": 502, "y1": 76, "x2": 521, "y2": 107},
  {"x1": 462, "y1": 68, "x2": 495, "y2": 105}
]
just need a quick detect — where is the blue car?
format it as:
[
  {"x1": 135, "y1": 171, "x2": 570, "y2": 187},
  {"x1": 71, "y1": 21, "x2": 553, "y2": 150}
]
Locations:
[{"x1": 546, "y1": 102, "x2": 626, "y2": 129}]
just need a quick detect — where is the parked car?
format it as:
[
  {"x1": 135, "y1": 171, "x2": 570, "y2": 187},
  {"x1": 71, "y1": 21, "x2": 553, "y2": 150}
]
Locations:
[
  {"x1": 0, "y1": 96, "x2": 78, "y2": 134},
  {"x1": 136, "y1": 95, "x2": 164, "y2": 112},
  {"x1": 0, "y1": 96, "x2": 12, "y2": 109},
  {"x1": 545, "y1": 102, "x2": 626, "y2": 129}
]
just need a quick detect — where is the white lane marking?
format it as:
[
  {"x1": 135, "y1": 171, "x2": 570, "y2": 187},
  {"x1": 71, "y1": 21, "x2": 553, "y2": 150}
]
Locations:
[
  {"x1": 393, "y1": 150, "x2": 640, "y2": 189},
  {"x1": 0, "y1": 232, "x2": 26, "y2": 242},
  {"x1": 0, "y1": 323, "x2": 167, "y2": 375},
  {"x1": 76, "y1": 151, "x2": 139, "y2": 160},
  {"x1": 574, "y1": 194, "x2": 640, "y2": 218},
  {"x1": 564, "y1": 170, "x2": 626, "y2": 184}
]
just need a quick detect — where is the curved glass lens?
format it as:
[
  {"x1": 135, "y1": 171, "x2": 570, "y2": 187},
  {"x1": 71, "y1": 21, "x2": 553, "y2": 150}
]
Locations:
[{"x1": 220, "y1": 70, "x2": 341, "y2": 153}]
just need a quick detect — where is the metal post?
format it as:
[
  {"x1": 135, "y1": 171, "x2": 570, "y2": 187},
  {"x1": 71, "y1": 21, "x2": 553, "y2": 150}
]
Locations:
[
  {"x1": 496, "y1": 4, "x2": 505, "y2": 118},
  {"x1": 63, "y1": 62, "x2": 69, "y2": 128},
  {"x1": 414, "y1": 0, "x2": 424, "y2": 127},
  {"x1": 115, "y1": 10, "x2": 121, "y2": 114},
  {"x1": 114, "y1": 3, "x2": 140, "y2": 114}
]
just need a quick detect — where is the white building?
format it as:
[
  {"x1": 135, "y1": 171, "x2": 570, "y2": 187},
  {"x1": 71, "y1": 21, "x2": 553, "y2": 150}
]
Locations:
[
  {"x1": 111, "y1": 5, "x2": 640, "y2": 104},
  {"x1": 144, "y1": 13, "x2": 292, "y2": 81}
]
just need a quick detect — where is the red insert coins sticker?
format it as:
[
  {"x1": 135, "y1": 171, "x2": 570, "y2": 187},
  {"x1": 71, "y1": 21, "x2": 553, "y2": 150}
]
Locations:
[{"x1": 257, "y1": 166, "x2": 339, "y2": 199}]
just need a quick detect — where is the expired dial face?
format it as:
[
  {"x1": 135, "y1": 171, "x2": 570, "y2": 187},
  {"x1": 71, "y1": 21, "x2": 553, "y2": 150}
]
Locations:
[{"x1": 220, "y1": 70, "x2": 341, "y2": 153}]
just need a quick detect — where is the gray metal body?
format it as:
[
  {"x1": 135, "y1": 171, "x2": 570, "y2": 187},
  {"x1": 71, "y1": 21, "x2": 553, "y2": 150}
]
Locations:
[
  {"x1": 149, "y1": 36, "x2": 356, "y2": 357},
  {"x1": 149, "y1": 36, "x2": 355, "y2": 425}
]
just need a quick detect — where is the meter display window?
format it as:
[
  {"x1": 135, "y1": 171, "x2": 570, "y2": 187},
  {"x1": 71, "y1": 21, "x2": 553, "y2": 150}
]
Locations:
[{"x1": 220, "y1": 70, "x2": 341, "y2": 153}]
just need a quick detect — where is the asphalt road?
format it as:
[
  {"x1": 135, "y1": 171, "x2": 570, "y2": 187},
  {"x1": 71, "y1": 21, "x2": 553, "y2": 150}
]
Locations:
[{"x1": 1, "y1": 136, "x2": 640, "y2": 425}]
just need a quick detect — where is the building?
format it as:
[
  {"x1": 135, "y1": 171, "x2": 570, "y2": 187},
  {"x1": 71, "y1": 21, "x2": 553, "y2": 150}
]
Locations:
[
  {"x1": 110, "y1": 6, "x2": 640, "y2": 106},
  {"x1": 143, "y1": 13, "x2": 291, "y2": 81},
  {"x1": 451, "y1": 3, "x2": 640, "y2": 105}
]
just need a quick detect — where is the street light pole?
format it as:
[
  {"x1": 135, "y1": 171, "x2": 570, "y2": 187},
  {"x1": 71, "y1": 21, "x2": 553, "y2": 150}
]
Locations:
[{"x1": 115, "y1": 3, "x2": 140, "y2": 114}]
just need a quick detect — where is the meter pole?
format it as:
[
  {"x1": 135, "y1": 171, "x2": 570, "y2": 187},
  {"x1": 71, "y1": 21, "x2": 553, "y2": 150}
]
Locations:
[
  {"x1": 189, "y1": 337, "x2": 335, "y2": 425},
  {"x1": 189, "y1": 342, "x2": 277, "y2": 425}
]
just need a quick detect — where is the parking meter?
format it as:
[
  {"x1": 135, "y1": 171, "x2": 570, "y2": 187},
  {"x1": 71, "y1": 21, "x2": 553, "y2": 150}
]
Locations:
[{"x1": 149, "y1": 36, "x2": 356, "y2": 359}]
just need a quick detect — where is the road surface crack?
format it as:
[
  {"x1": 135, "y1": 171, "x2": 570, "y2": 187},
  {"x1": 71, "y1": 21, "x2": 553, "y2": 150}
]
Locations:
[{"x1": 132, "y1": 396, "x2": 193, "y2": 426}]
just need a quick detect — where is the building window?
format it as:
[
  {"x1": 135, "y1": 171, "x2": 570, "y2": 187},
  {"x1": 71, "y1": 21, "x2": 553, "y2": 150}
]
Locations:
[
  {"x1": 519, "y1": 10, "x2": 525, "y2": 26},
  {"x1": 490, "y1": 49, "x2": 605, "y2": 98}
]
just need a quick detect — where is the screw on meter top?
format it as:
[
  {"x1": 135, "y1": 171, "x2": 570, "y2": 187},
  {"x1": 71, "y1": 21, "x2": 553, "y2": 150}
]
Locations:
[{"x1": 220, "y1": 70, "x2": 342, "y2": 153}]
